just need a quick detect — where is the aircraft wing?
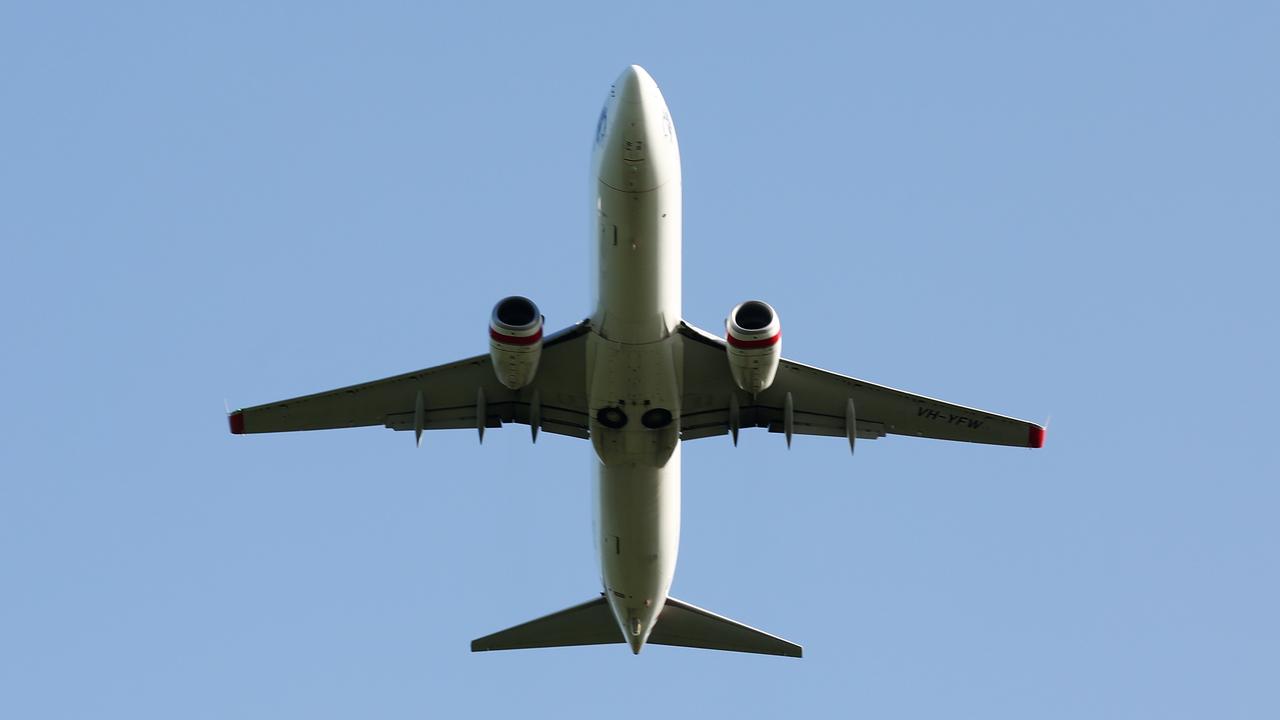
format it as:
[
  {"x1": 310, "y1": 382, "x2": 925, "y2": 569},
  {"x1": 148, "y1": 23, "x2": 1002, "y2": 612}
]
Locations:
[
  {"x1": 228, "y1": 322, "x2": 592, "y2": 440},
  {"x1": 677, "y1": 322, "x2": 1044, "y2": 449}
]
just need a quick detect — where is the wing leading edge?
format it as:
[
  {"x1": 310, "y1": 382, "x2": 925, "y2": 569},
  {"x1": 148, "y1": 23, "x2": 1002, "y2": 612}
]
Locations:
[{"x1": 677, "y1": 322, "x2": 1045, "y2": 449}]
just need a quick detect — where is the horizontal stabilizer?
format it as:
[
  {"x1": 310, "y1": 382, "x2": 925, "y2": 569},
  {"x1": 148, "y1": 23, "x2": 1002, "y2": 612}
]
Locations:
[
  {"x1": 649, "y1": 596, "x2": 802, "y2": 657},
  {"x1": 471, "y1": 596, "x2": 617, "y2": 652},
  {"x1": 471, "y1": 595, "x2": 801, "y2": 658}
]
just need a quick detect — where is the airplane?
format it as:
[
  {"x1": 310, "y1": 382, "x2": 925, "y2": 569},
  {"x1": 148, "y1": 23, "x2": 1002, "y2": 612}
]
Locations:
[{"x1": 228, "y1": 65, "x2": 1045, "y2": 658}]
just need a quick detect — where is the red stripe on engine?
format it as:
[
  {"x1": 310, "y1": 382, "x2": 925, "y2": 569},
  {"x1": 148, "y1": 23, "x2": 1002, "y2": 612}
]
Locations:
[
  {"x1": 726, "y1": 331, "x2": 780, "y2": 349},
  {"x1": 229, "y1": 412, "x2": 245, "y2": 435},
  {"x1": 490, "y1": 327, "x2": 543, "y2": 346}
]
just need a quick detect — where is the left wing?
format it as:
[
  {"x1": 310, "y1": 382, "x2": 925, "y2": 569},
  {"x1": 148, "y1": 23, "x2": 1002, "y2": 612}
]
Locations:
[
  {"x1": 229, "y1": 322, "x2": 592, "y2": 440},
  {"x1": 677, "y1": 322, "x2": 1044, "y2": 449}
]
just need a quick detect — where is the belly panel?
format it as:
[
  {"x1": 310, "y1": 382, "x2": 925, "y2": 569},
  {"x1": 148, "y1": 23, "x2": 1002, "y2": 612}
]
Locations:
[
  {"x1": 596, "y1": 444, "x2": 681, "y2": 645},
  {"x1": 593, "y1": 181, "x2": 681, "y2": 344}
]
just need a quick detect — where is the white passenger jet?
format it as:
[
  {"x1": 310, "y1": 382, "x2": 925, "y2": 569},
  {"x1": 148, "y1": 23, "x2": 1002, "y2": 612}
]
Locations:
[{"x1": 229, "y1": 66, "x2": 1045, "y2": 658}]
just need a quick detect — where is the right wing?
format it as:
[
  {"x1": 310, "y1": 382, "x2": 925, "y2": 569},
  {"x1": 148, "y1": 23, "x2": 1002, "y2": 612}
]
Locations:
[
  {"x1": 678, "y1": 322, "x2": 1044, "y2": 449},
  {"x1": 229, "y1": 321, "x2": 592, "y2": 440}
]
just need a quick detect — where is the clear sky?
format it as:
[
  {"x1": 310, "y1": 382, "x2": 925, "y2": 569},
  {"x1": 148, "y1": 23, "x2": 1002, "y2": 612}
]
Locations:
[{"x1": 2, "y1": 1, "x2": 1276, "y2": 718}]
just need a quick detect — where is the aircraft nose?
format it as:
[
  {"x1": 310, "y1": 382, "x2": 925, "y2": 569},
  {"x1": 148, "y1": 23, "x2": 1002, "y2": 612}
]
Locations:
[
  {"x1": 596, "y1": 65, "x2": 679, "y2": 193},
  {"x1": 614, "y1": 65, "x2": 657, "y2": 106}
]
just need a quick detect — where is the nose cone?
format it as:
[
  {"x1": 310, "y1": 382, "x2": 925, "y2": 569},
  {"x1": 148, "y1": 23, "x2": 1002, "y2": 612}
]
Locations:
[
  {"x1": 614, "y1": 65, "x2": 660, "y2": 107},
  {"x1": 594, "y1": 65, "x2": 680, "y2": 193}
]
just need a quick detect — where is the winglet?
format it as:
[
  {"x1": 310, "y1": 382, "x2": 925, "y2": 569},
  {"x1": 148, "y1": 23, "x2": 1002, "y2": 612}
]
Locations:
[
  {"x1": 228, "y1": 411, "x2": 245, "y2": 435},
  {"x1": 1028, "y1": 425, "x2": 1045, "y2": 448}
]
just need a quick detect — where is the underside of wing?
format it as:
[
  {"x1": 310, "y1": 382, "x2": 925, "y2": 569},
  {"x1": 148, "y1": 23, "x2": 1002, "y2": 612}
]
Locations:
[
  {"x1": 229, "y1": 322, "x2": 592, "y2": 440},
  {"x1": 677, "y1": 322, "x2": 1044, "y2": 448}
]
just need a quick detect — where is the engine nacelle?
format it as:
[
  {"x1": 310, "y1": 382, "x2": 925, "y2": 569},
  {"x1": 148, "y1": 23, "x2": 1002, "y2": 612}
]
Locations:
[
  {"x1": 489, "y1": 296, "x2": 544, "y2": 389},
  {"x1": 725, "y1": 300, "x2": 781, "y2": 394}
]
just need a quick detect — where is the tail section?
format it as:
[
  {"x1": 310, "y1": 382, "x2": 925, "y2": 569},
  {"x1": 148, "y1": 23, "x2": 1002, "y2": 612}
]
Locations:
[
  {"x1": 471, "y1": 595, "x2": 802, "y2": 658},
  {"x1": 470, "y1": 596, "x2": 619, "y2": 652},
  {"x1": 648, "y1": 597, "x2": 802, "y2": 657}
]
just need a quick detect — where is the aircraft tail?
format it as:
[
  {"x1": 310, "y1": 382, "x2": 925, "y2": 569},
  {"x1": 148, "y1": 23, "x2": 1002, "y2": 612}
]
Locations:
[{"x1": 471, "y1": 595, "x2": 802, "y2": 658}]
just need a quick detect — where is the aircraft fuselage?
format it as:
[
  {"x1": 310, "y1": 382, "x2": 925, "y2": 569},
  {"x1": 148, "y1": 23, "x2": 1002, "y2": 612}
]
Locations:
[{"x1": 587, "y1": 66, "x2": 683, "y2": 653}]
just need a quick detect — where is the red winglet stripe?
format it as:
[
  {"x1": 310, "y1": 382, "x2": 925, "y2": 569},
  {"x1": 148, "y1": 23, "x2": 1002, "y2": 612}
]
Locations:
[
  {"x1": 229, "y1": 412, "x2": 245, "y2": 435},
  {"x1": 490, "y1": 327, "x2": 543, "y2": 346},
  {"x1": 1028, "y1": 425, "x2": 1045, "y2": 448},
  {"x1": 726, "y1": 331, "x2": 781, "y2": 350}
]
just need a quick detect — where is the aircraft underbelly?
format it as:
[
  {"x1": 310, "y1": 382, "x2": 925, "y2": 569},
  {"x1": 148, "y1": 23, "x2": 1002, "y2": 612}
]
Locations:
[
  {"x1": 587, "y1": 332, "x2": 683, "y2": 644},
  {"x1": 587, "y1": 63, "x2": 685, "y2": 649},
  {"x1": 596, "y1": 445, "x2": 681, "y2": 645},
  {"x1": 593, "y1": 181, "x2": 681, "y2": 345}
]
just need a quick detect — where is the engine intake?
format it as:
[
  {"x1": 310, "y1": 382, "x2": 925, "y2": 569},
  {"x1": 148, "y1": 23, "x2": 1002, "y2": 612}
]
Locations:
[
  {"x1": 726, "y1": 300, "x2": 781, "y2": 394},
  {"x1": 489, "y1": 296, "x2": 544, "y2": 389}
]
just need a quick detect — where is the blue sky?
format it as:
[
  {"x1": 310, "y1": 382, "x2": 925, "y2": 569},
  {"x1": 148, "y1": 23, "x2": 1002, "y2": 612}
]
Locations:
[{"x1": 2, "y1": 1, "x2": 1276, "y2": 717}]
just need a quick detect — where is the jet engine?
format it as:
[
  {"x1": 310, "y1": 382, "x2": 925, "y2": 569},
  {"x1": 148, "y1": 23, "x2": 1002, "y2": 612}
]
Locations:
[
  {"x1": 489, "y1": 296, "x2": 544, "y2": 389},
  {"x1": 725, "y1": 300, "x2": 781, "y2": 394}
]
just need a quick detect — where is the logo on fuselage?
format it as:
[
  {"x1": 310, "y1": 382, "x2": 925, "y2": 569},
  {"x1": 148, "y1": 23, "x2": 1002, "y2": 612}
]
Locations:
[{"x1": 595, "y1": 106, "x2": 608, "y2": 146}]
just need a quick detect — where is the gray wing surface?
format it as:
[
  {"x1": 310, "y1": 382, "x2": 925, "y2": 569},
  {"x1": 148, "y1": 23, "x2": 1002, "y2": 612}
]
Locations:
[
  {"x1": 677, "y1": 322, "x2": 1043, "y2": 448},
  {"x1": 229, "y1": 322, "x2": 591, "y2": 440}
]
